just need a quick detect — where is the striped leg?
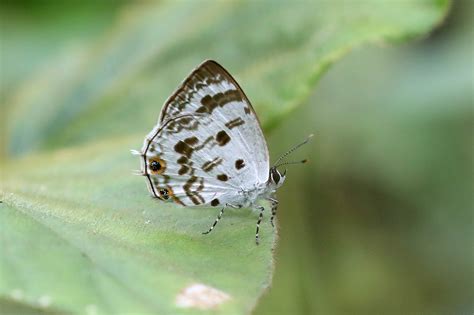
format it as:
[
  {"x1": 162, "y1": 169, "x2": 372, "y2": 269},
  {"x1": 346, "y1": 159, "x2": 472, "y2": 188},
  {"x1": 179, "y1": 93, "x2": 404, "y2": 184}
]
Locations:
[
  {"x1": 267, "y1": 197, "x2": 279, "y2": 228},
  {"x1": 255, "y1": 206, "x2": 265, "y2": 245},
  {"x1": 202, "y1": 207, "x2": 225, "y2": 235}
]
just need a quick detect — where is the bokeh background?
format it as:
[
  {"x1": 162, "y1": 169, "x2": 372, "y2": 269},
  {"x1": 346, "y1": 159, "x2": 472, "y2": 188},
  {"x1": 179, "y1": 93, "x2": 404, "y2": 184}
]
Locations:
[
  {"x1": 257, "y1": 2, "x2": 473, "y2": 314},
  {"x1": 1, "y1": 1, "x2": 472, "y2": 314}
]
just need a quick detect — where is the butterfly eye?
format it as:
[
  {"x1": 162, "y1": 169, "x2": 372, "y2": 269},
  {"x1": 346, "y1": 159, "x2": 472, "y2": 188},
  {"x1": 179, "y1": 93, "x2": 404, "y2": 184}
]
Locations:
[
  {"x1": 149, "y1": 158, "x2": 166, "y2": 174},
  {"x1": 271, "y1": 168, "x2": 280, "y2": 184}
]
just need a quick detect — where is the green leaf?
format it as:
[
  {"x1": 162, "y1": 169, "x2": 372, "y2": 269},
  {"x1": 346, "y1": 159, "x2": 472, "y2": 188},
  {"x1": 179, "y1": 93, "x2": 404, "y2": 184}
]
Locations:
[
  {"x1": 1, "y1": 1, "x2": 449, "y2": 314},
  {"x1": 1, "y1": 137, "x2": 276, "y2": 315},
  {"x1": 4, "y1": 0, "x2": 449, "y2": 157}
]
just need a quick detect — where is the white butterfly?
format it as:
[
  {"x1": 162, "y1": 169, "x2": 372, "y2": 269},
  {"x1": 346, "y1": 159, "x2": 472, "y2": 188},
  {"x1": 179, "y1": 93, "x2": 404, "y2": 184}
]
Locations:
[{"x1": 132, "y1": 60, "x2": 310, "y2": 244}]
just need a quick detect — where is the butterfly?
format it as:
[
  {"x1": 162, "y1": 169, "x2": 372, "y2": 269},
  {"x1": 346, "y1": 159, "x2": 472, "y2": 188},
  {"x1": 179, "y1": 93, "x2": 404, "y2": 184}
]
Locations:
[{"x1": 132, "y1": 60, "x2": 310, "y2": 244}]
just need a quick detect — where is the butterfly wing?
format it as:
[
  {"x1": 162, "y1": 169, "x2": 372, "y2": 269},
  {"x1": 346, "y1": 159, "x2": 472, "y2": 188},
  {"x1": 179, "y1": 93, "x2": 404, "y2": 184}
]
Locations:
[
  {"x1": 159, "y1": 59, "x2": 270, "y2": 183},
  {"x1": 139, "y1": 60, "x2": 269, "y2": 207}
]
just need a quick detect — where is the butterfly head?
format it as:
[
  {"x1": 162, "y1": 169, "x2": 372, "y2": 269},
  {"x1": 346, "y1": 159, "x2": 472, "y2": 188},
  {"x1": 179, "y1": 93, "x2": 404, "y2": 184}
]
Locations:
[
  {"x1": 269, "y1": 134, "x2": 313, "y2": 188},
  {"x1": 269, "y1": 167, "x2": 286, "y2": 188}
]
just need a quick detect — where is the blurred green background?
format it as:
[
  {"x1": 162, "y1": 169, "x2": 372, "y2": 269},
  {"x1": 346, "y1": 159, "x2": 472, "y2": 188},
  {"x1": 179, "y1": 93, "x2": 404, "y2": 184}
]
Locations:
[
  {"x1": 257, "y1": 2, "x2": 473, "y2": 314},
  {"x1": 1, "y1": 1, "x2": 472, "y2": 314}
]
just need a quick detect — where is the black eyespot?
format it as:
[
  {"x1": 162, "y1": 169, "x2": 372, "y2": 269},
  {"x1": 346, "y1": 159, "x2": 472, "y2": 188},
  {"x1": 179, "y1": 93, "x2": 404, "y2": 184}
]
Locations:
[
  {"x1": 160, "y1": 189, "x2": 169, "y2": 200},
  {"x1": 150, "y1": 161, "x2": 161, "y2": 172},
  {"x1": 149, "y1": 158, "x2": 167, "y2": 174}
]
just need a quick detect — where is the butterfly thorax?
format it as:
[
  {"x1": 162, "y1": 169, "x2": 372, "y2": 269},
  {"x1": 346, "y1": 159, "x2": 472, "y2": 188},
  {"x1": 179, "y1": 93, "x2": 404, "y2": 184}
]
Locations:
[{"x1": 236, "y1": 167, "x2": 285, "y2": 208}]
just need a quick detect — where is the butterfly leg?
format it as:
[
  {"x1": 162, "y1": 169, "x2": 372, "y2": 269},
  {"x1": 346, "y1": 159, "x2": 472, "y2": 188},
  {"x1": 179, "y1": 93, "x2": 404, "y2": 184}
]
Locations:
[
  {"x1": 255, "y1": 206, "x2": 265, "y2": 245},
  {"x1": 267, "y1": 197, "x2": 279, "y2": 228},
  {"x1": 202, "y1": 207, "x2": 225, "y2": 235},
  {"x1": 202, "y1": 203, "x2": 241, "y2": 235}
]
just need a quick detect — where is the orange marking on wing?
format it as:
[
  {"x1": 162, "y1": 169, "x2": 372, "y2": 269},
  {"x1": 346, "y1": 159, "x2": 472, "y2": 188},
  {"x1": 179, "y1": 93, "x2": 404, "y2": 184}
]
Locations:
[{"x1": 167, "y1": 186, "x2": 185, "y2": 206}]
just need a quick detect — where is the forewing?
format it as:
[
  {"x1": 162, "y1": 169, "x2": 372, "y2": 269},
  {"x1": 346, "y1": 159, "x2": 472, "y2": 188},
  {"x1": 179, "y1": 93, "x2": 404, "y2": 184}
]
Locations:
[{"x1": 159, "y1": 60, "x2": 269, "y2": 183}]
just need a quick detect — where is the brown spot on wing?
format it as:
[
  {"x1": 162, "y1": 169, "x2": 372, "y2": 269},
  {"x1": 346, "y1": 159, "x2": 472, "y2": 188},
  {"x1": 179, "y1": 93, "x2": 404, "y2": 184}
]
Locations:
[
  {"x1": 175, "y1": 136, "x2": 219, "y2": 176},
  {"x1": 196, "y1": 90, "x2": 243, "y2": 114},
  {"x1": 166, "y1": 116, "x2": 199, "y2": 134},
  {"x1": 211, "y1": 198, "x2": 220, "y2": 206},
  {"x1": 217, "y1": 174, "x2": 228, "y2": 181},
  {"x1": 183, "y1": 176, "x2": 205, "y2": 205},
  {"x1": 184, "y1": 136, "x2": 199, "y2": 146},
  {"x1": 235, "y1": 159, "x2": 245, "y2": 170},
  {"x1": 216, "y1": 131, "x2": 230, "y2": 146},
  {"x1": 178, "y1": 165, "x2": 190, "y2": 175},
  {"x1": 177, "y1": 156, "x2": 188, "y2": 164},
  {"x1": 177, "y1": 155, "x2": 193, "y2": 176},
  {"x1": 194, "y1": 135, "x2": 215, "y2": 151},
  {"x1": 178, "y1": 117, "x2": 192, "y2": 124},
  {"x1": 225, "y1": 117, "x2": 245, "y2": 129},
  {"x1": 202, "y1": 158, "x2": 223, "y2": 172},
  {"x1": 175, "y1": 141, "x2": 193, "y2": 158}
]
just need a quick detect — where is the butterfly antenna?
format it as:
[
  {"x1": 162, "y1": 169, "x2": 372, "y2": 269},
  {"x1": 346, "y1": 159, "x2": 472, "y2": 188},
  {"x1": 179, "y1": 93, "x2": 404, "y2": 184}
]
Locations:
[
  {"x1": 273, "y1": 134, "x2": 313, "y2": 167},
  {"x1": 274, "y1": 159, "x2": 308, "y2": 168}
]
